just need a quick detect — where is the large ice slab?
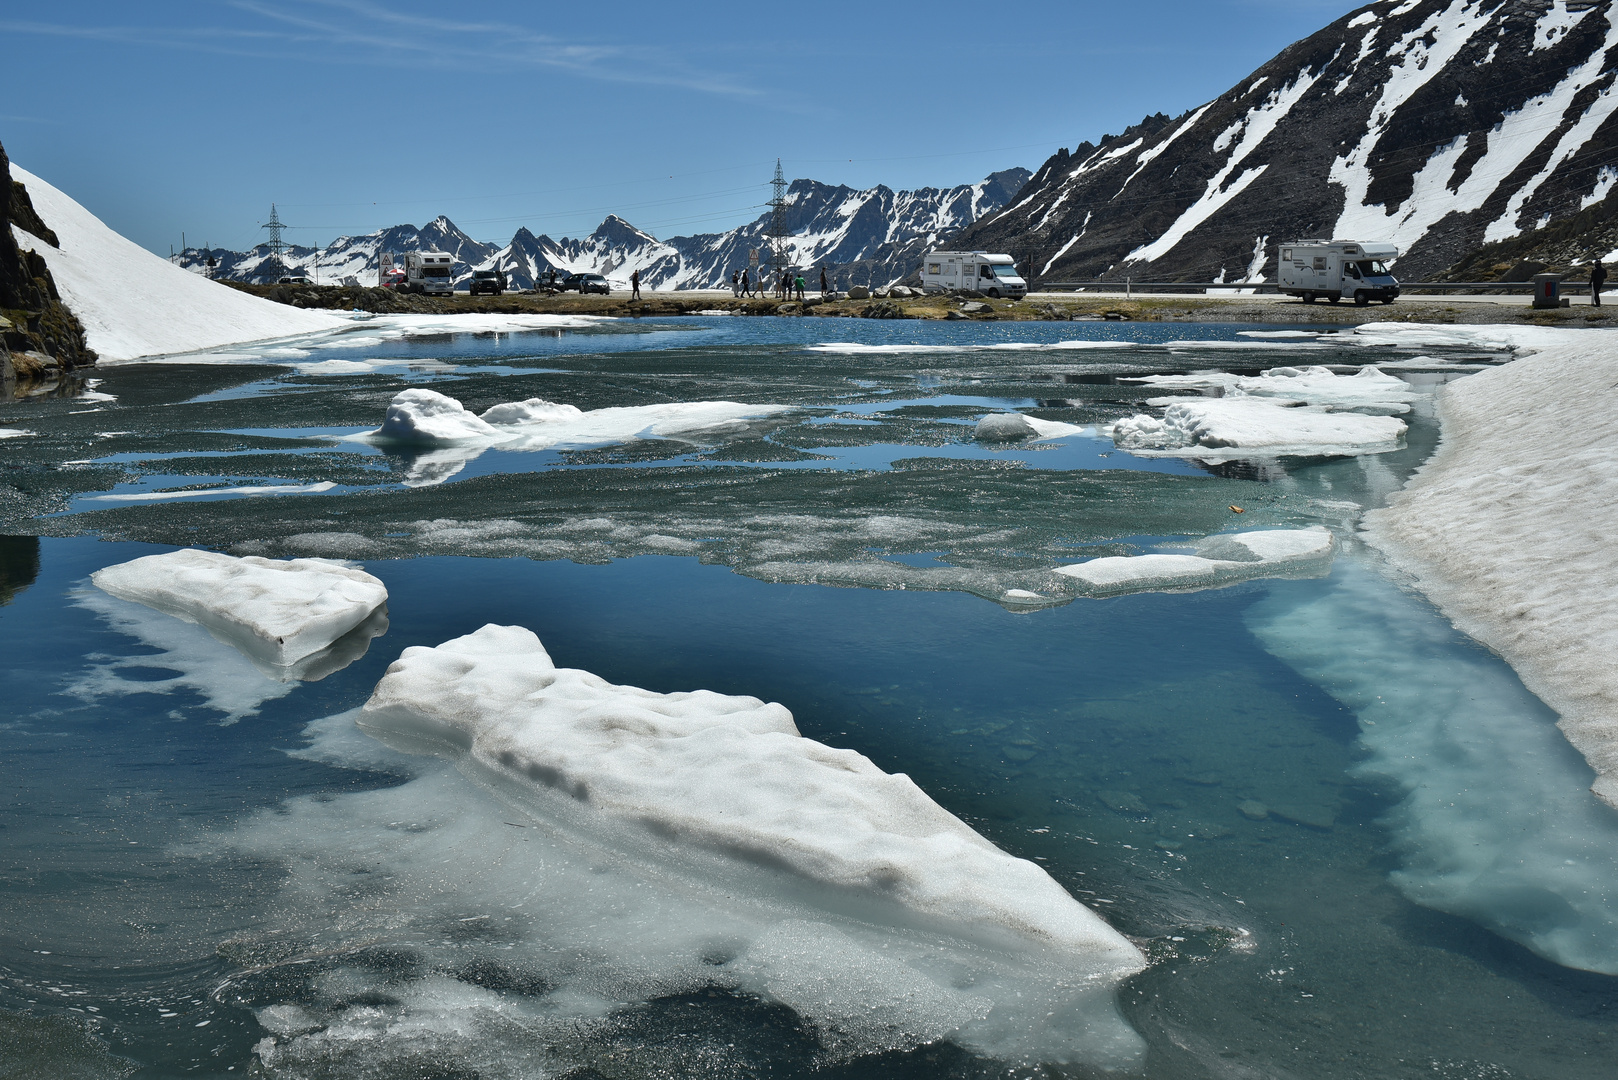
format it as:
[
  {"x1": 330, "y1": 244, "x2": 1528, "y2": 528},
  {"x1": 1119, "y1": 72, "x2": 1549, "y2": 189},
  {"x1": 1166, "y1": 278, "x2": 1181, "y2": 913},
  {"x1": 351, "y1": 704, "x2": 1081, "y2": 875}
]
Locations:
[
  {"x1": 1110, "y1": 397, "x2": 1407, "y2": 459},
  {"x1": 91, "y1": 549, "x2": 388, "y2": 674},
  {"x1": 1249, "y1": 564, "x2": 1618, "y2": 975},
  {"x1": 350, "y1": 624, "x2": 1146, "y2": 1065},
  {"x1": 1053, "y1": 527, "x2": 1334, "y2": 596},
  {"x1": 1126, "y1": 364, "x2": 1418, "y2": 412},
  {"x1": 368, "y1": 388, "x2": 792, "y2": 448},
  {"x1": 1364, "y1": 328, "x2": 1618, "y2": 809},
  {"x1": 10, "y1": 165, "x2": 342, "y2": 362}
]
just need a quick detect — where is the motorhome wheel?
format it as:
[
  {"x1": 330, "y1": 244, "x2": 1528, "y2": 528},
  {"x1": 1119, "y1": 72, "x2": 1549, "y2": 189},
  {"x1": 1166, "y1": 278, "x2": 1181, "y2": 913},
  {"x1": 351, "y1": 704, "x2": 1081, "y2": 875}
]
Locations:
[{"x1": 1354, "y1": 291, "x2": 1369, "y2": 307}]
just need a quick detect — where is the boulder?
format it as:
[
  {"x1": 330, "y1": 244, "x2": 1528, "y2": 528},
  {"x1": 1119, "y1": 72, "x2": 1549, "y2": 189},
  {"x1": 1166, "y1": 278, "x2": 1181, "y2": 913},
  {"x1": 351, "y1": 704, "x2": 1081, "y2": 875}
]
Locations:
[
  {"x1": 846, "y1": 285, "x2": 871, "y2": 300},
  {"x1": 776, "y1": 302, "x2": 801, "y2": 314},
  {"x1": 889, "y1": 285, "x2": 913, "y2": 298},
  {"x1": 961, "y1": 301, "x2": 992, "y2": 314},
  {"x1": 944, "y1": 309, "x2": 967, "y2": 320},
  {"x1": 872, "y1": 286, "x2": 890, "y2": 299},
  {"x1": 974, "y1": 413, "x2": 1038, "y2": 440}
]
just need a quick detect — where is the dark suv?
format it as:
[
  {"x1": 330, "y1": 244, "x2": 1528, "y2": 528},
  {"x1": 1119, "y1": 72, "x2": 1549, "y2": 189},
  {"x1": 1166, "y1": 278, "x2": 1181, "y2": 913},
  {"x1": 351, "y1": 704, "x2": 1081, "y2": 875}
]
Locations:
[{"x1": 469, "y1": 270, "x2": 506, "y2": 296}]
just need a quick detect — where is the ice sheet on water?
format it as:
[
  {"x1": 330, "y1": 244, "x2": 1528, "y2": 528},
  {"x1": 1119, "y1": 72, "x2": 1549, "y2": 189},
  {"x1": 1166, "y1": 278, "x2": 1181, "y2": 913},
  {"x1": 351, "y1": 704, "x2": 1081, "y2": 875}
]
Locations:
[
  {"x1": 1342, "y1": 322, "x2": 1589, "y2": 354},
  {"x1": 1109, "y1": 398, "x2": 1407, "y2": 460},
  {"x1": 806, "y1": 341, "x2": 1133, "y2": 353},
  {"x1": 1053, "y1": 528, "x2": 1335, "y2": 596},
  {"x1": 82, "y1": 481, "x2": 338, "y2": 503},
  {"x1": 1248, "y1": 563, "x2": 1618, "y2": 975},
  {"x1": 91, "y1": 549, "x2": 388, "y2": 671},
  {"x1": 1125, "y1": 364, "x2": 1418, "y2": 412},
  {"x1": 0, "y1": 428, "x2": 35, "y2": 439}
]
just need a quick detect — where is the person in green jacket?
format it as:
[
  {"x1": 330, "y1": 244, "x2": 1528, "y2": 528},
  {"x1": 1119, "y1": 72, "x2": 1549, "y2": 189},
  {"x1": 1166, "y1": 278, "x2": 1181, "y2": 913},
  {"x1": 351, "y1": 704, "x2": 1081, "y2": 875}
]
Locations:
[{"x1": 794, "y1": 273, "x2": 806, "y2": 301}]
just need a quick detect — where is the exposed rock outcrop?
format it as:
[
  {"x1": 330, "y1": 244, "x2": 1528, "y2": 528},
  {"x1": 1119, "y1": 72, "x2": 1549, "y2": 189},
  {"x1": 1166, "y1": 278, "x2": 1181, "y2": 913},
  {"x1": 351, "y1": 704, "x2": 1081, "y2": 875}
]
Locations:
[{"x1": 1, "y1": 139, "x2": 94, "y2": 383}]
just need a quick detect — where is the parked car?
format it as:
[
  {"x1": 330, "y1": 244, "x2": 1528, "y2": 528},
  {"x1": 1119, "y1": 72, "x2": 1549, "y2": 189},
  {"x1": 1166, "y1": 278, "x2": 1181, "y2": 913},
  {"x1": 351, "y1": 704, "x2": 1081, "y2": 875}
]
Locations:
[
  {"x1": 561, "y1": 272, "x2": 610, "y2": 295},
  {"x1": 277, "y1": 275, "x2": 310, "y2": 285},
  {"x1": 469, "y1": 269, "x2": 506, "y2": 296}
]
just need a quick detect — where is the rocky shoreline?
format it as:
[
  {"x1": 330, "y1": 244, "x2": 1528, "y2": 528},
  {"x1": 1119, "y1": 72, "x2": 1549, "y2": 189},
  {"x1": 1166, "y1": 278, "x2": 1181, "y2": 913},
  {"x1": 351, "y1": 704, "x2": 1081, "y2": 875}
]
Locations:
[{"x1": 229, "y1": 280, "x2": 1618, "y2": 327}]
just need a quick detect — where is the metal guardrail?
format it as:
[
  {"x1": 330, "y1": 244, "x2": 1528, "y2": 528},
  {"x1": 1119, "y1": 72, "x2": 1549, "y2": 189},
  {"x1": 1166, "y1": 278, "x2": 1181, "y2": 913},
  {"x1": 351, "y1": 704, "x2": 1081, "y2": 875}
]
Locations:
[{"x1": 1039, "y1": 280, "x2": 1596, "y2": 295}]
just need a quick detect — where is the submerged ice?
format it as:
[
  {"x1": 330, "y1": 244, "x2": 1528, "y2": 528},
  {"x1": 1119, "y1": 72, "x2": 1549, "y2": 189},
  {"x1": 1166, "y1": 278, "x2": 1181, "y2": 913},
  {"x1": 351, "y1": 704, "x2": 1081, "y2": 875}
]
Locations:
[
  {"x1": 1248, "y1": 563, "x2": 1618, "y2": 975},
  {"x1": 1054, "y1": 527, "x2": 1335, "y2": 596}
]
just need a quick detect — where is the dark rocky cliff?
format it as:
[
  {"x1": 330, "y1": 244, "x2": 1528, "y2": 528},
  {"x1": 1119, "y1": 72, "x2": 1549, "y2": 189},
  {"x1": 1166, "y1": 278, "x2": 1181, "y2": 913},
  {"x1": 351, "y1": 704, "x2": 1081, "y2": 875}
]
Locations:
[
  {"x1": 1, "y1": 139, "x2": 95, "y2": 385},
  {"x1": 958, "y1": 0, "x2": 1618, "y2": 284}
]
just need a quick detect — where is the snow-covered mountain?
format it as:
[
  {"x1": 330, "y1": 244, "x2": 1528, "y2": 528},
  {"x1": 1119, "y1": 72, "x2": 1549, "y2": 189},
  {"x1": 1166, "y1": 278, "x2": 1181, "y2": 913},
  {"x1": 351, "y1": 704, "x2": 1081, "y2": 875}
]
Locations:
[
  {"x1": 181, "y1": 169, "x2": 1030, "y2": 291},
  {"x1": 959, "y1": 0, "x2": 1618, "y2": 283},
  {"x1": 181, "y1": 216, "x2": 496, "y2": 286}
]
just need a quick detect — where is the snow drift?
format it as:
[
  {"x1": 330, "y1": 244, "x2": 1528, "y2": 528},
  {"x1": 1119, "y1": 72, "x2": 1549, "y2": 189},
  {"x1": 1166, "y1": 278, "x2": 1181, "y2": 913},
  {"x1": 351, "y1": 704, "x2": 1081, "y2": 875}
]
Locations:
[
  {"x1": 9, "y1": 166, "x2": 342, "y2": 362},
  {"x1": 91, "y1": 549, "x2": 388, "y2": 677}
]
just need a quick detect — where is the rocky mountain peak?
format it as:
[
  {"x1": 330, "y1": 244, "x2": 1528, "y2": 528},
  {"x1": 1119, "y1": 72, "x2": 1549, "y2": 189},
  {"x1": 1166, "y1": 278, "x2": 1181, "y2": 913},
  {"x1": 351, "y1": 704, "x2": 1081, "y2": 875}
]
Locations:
[{"x1": 959, "y1": 0, "x2": 1618, "y2": 283}]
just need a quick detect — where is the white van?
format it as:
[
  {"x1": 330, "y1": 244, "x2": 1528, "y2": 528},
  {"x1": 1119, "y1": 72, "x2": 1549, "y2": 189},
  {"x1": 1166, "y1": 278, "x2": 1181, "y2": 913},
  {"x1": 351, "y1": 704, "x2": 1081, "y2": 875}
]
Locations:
[
  {"x1": 1278, "y1": 240, "x2": 1400, "y2": 305},
  {"x1": 403, "y1": 251, "x2": 455, "y2": 296},
  {"x1": 921, "y1": 251, "x2": 1027, "y2": 299}
]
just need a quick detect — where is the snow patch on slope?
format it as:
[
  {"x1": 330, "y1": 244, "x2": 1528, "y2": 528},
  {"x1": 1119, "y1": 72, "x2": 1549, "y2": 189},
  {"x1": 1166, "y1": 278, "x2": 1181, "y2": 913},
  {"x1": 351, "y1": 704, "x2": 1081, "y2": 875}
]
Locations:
[{"x1": 11, "y1": 166, "x2": 343, "y2": 361}]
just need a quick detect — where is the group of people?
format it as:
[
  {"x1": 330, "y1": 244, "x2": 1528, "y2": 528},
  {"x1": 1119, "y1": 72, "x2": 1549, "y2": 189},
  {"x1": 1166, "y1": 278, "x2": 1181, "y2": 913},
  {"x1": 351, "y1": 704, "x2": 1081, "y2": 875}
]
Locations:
[{"x1": 729, "y1": 266, "x2": 832, "y2": 300}]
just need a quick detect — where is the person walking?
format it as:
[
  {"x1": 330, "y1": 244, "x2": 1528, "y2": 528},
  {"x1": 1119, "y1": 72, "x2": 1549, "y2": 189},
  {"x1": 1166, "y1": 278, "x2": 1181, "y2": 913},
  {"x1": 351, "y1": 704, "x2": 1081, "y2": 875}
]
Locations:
[
  {"x1": 630, "y1": 268, "x2": 641, "y2": 300},
  {"x1": 730, "y1": 269, "x2": 740, "y2": 297},
  {"x1": 820, "y1": 267, "x2": 828, "y2": 296},
  {"x1": 1593, "y1": 259, "x2": 1607, "y2": 307}
]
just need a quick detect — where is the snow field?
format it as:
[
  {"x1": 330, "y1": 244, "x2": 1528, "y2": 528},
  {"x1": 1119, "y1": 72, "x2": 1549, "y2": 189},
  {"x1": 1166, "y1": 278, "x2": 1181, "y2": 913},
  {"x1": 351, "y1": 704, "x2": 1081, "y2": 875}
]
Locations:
[
  {"x1": 91, "y1": 549, "x2": 388, "y2": 673},
  {"x1": 1363, "y1": 327, "x2": 1618, "y2": 809},
  {"x1": 10, "y1": 166, "x2": 342, "y2": 362}
]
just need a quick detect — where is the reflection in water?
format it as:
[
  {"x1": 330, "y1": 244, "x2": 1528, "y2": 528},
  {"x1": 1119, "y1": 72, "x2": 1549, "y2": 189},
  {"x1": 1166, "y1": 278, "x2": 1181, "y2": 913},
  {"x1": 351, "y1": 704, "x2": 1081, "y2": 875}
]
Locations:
[{"x1": 0, "y1": 534, "x2": 40, "y2": 604}]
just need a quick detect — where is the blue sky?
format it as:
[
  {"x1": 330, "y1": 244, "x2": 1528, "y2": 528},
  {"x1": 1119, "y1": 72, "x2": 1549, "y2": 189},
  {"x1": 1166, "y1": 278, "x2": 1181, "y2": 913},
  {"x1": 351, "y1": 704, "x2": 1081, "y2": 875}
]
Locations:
[{"x1": 3, "y1": 0, "x2": 1366, "y2": 255}]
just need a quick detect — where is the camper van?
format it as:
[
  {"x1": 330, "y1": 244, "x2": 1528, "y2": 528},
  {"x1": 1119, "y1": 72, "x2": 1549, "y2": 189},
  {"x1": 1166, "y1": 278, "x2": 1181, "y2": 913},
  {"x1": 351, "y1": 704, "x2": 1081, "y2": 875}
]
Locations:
[
  {"x1": 1278, "y1": 240, "x2": 1400, "y2": 305},
  {"x1": 921, "y1": 252, "x2": 1027, "y2": 299},
  {"x1": 403, "y1": 251, "x2": 455, "y2": 296}
]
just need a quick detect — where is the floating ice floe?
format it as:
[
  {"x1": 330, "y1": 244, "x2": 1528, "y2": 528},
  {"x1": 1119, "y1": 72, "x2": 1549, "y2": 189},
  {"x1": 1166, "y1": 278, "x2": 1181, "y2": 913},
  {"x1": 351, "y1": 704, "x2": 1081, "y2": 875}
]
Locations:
[
  {"x1": 1364, "y1": 328, "x2": 1618, "y2": 810},
  {"x1": 82, "y1": 481, "x2": 338, "y2": 503},
  {"x1": 1249, "y1": 563, "x2": 1618, "y2": 975},
  {"x1": 346, "y1": 624, "x2": 1146, "y2": 1066},
  {"x1": 1053, "y1": 528, "x2": 1334, "y2": 596},
  {"x1": 91, "y1": 549, "x2": 388, "y2": 675},
  {"x1": 1341, "y1": 322, "x2": 1590, "y2": 354},
  {"x1": 974, "y1": 412, "x2": 1089, "y2": 441},
  {"x1": 806, "y1": 340, "x2": 1133, "y2": 353},
  {"x1": 1110, "y1": 398, "x2": 1406, "y2": 459},
  {"x1": 361, "y1": 388, "x2": 794, "y2": 485},
  {"x1": 1126, "y1": 364, "x2": 1418, "y2": 413},
  {"x1": 0, "y1": 428, "x2": 35, "y2": 439}
]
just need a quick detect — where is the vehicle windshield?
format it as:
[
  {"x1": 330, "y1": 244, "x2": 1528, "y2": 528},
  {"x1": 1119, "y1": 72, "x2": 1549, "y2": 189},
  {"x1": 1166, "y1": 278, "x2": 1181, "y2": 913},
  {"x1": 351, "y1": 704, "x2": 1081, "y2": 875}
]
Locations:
[
  {"x1": 1354, "y1": 260, "x2": 1390, "y2": 276},
  {"x1": 991, "y1": 264, "x2": 1022, "y2": 278},
  {"x1": 474, "y1": 271, "x2": 497, "y2": 280}
]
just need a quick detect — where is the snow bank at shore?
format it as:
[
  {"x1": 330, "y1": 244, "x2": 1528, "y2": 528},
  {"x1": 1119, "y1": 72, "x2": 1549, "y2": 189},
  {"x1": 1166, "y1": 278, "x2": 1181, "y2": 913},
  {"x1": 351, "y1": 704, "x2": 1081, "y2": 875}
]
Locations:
[
  {"x1": 1364, "y1": 327, "x2": 1618, "y2": 808},
  {"x1": 10, "y1": 165, "x2": 342, "y2": 361}
]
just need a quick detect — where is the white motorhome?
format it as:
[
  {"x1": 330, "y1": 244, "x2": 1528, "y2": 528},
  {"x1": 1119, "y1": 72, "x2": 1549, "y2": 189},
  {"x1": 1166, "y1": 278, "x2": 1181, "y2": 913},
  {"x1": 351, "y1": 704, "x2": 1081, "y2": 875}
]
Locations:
[
  {"x1": 403, "y1": 251, "x2": 455, "y2": 296},
  {"x1": 921, "y1": 251, "x2": 1027, "y2": 299},
  {"x1": 1278, "y1": 240, "x2": 1400, "y2": 305}
]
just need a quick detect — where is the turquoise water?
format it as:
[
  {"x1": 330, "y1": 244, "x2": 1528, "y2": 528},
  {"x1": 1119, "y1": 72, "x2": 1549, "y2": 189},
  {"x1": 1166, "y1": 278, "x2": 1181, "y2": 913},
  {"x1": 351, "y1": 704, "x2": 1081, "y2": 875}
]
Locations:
[{"x1": 1, "y1": 317, "x2": 1613, "y2": 1078}]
